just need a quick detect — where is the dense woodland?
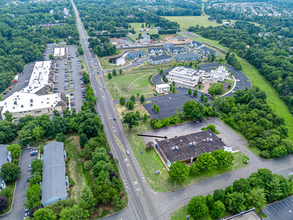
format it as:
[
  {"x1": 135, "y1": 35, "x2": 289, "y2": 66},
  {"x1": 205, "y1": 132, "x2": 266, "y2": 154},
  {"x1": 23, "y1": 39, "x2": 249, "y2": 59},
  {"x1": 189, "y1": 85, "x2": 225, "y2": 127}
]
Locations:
[
  {"x1": 0, "y1": 0, "x2": 79, "y2": 94},
  {"x1": 74, "y1": 0, "x2": 179, "y2": 37},
  {"x1": 191, "y1": 21, "x2": 293, "y2": 114}
]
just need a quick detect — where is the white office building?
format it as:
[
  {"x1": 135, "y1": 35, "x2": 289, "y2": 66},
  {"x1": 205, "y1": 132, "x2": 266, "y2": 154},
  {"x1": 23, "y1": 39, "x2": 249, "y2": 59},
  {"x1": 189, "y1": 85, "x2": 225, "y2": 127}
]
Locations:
[
  {"x1": 156, "y1": 84, "x2": 170, "y2": 93},
  {"x1": 54, "y1": 47, "x2": 67, "y2": 59},
  {"x1": 200, "y1": 65, "x2": 230, "y2": 83},
  {"x1": 0, "y1": 61, "x2": 66, "y2": 119},
  {"x1": 167, "y1": 67, "x2": 204, "y2": 88}
]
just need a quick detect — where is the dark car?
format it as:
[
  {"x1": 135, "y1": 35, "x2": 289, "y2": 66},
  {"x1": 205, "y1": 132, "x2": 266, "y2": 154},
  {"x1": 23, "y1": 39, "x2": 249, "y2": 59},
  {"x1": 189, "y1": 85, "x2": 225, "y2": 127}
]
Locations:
[
  {"x1": 194, "y1": 120, "x2": 199, "y2": 124},
  {"x1": 30, "y1": 151, "x2": 37, "y2": 156},
  {"x1": 154, "y1": 93, "x2": 157, "y2": 96}
]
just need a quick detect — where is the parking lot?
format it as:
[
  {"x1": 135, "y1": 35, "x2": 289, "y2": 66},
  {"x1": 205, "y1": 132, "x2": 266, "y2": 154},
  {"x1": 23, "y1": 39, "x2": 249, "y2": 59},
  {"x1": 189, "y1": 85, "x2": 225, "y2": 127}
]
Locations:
[
  {"x1": 53, "y1": 45, "x2": 84, "y2": 112},
  {"x1": 263, "y1": 197, "x2": 293, "y2": 220},
  {"x1": 143, "y1": 88, "x2": 207, "y2": 119}
]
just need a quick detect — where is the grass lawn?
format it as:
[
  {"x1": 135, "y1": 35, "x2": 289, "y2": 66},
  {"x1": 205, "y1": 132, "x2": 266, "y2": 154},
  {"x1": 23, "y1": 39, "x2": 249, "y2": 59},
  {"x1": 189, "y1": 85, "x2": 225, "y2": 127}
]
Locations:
[
  {"x1": 163, "y1": 16, "x2": 226, "y2": 28},
  {"x1": 104, "y1": 68, "x2": 156, "y2": 100},
  {"x1": 170, "y1": 205, "x2": 231, "y2": 220},
  {"x1": 99, "y1": 57, "x2": 129, "y2": 70},
  {"x1": 129, "y1": 23, "x2": 158, "y2": 40},
  {"x1": 115, "y1": 102, "x2": 151, "y2": 120},
  {"x1": 65, "y1": 133, "x2": 86, "y2": 201},
  {"x1": 178, "y1": 32, "x2": 293, "y2": 141},
  {"x1": 80, "y1": 60, "x2": 89, "y2": 75},
  {"x1": 124, "y1": 120, "x2": 248, "y2": 192}
]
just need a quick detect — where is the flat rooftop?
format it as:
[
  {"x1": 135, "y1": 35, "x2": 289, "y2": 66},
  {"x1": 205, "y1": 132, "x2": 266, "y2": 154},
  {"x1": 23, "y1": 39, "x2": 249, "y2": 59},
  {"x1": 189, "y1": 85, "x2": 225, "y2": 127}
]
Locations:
[
  {"x1": 227, "y1": 211, "x2": 261, "y2": 220},
  {"x1": 155, "y1": 129, "x2": 226, "y2": 162},
  {"x1": 54, "y1": 47, "x2": 65, "y2": 57}
]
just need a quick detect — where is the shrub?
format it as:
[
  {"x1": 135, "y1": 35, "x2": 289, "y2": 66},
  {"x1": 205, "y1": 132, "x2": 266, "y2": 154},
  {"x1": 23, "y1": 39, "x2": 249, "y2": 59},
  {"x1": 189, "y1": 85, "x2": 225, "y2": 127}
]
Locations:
[
  {"x1": 13, "y1": 159, "x2": 19, "y2": 166},
  {"x1": 84, "y1": 160, "x2": 92, "y2": 170},
  {"x1": 55, "y1": 133, "x2": 67, "y2": 142},
  {"x1": 69, "y1": 178, "x2": 75, "y2": 186}
]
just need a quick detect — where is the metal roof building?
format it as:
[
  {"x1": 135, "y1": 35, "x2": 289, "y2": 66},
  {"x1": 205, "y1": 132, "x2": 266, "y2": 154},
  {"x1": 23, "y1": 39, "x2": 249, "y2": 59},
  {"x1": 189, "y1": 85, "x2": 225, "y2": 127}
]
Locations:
[{"x1": 41, "y1": 142, "x2": 67, "y2": 207}]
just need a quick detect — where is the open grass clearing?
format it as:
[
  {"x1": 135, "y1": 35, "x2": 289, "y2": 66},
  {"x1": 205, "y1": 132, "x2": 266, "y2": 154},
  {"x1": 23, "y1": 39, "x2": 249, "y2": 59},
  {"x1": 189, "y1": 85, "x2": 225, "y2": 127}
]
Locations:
[
  {"x1": 129, "y1": 23, "x2": 158, "y2": 35},
  {"x1": 178, "y1": 32, "x2": 293, "y2": 140},
  {"x1": 163, "y1": 16, "x2": 224, "y2": 28},
  {"x1": 104, "y1": 69, "x2": 156, "y2": 100},
  {"x1": 115, "y1": 102, "x2": 150, "y2": 120},
  {"x1": 170, "y1": 204, "x2": 231, "y2": 220},
  {"x1": 65, "y1": 133, "x2": 85, "y2": 201},
  {"x1": 124, "y1": 120, "x2": 248, "y2": 192},
  {"x1": 99, "y1": 57, "x2": 129, "y2": 70}
]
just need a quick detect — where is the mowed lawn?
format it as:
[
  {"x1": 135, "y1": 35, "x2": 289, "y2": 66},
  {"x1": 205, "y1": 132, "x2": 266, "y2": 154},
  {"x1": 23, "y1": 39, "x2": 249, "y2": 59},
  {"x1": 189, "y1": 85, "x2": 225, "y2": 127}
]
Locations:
[
  {"x1": 179, "y1": 32, "x2": 293, "y2": 141},
  {"x1": 104, "y1": 70, "x2": 155, "y2": 100},
  {"x1": 129, "y1": 23, "x2": 158, "y2": 39},
  {"x1": 163, "y1": 16, "x2": 222, "y2": 28},
  {"x1": 124, "y1": 120, "x2": 248, "y2": 192}
]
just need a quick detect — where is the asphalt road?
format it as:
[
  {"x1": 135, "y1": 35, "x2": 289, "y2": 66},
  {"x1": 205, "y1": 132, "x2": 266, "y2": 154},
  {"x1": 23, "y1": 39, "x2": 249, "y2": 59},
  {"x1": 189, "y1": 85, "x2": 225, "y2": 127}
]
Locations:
[
  {"x1": 71, "y1": 2, "x2": 293, "y2": 220},
  {"x1": 2, "y1": 63, "x2": 34, "y2": 100},
  {"x1": 0, "y1": 149, "x2": 31, "y2": 220}
]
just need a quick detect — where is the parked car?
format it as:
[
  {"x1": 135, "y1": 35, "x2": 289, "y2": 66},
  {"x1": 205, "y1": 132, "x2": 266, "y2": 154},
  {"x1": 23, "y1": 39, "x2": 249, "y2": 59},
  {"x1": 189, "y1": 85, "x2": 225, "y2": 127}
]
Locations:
[
  {"x1": 113, "y1": 117, "x2": 116, "y2": 121},
  {"x1": 81, "y1": 85, "x2": 85, "y2": 88},
  {"x1": 126, "y1": 150, "x2": 130, "y2": 155},
  {"x1": 154, "y1": 93, "x2": 157, "y2": 96},
  {"x1": 28, "y1": 165, "x2": 31, "y2": 171},
  {"x1": 30, "y1": 151, "x2": 37, "y2": 156},
  {"x1": 194, "y1": 120, "x2": 199, "y2": 124},
  {"x1": 66, "y1": 176, "x2": 69, "y2": 185}
]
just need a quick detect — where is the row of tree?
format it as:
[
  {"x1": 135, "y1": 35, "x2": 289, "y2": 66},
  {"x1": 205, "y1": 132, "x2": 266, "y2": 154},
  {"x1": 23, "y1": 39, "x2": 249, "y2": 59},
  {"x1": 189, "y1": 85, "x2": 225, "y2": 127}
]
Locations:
[{"x1": 188, "y1": 168, "x2": 293, "y2": 219}]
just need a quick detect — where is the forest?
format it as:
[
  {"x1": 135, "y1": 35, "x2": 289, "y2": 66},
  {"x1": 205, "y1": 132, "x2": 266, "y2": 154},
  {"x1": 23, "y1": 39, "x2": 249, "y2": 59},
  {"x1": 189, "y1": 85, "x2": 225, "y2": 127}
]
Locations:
[
  {"x1": 191, "y1": 21, "x2": 293, "y2": 115},
  {"x1": 0, "y1": 0, "x2": 79, "y2": 94}
]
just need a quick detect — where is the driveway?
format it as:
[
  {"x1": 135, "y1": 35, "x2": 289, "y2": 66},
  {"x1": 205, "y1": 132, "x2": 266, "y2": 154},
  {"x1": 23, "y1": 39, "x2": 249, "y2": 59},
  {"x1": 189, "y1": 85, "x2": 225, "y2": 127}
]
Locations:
[{"x1": 0, "y1": 148, "x2": 31, "y2": 220}]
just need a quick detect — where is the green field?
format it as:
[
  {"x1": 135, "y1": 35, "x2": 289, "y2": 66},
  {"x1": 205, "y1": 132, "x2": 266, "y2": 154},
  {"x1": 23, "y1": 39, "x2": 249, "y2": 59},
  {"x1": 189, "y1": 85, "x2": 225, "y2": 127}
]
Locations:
[
  {"x1": 170, "y1": 205, "x2": 231, "y2": 220},
  {"x1": 124, "y1": 120, "x2": 248, "y2": 192},
  {"x1": 129, "y1": 23, "x2": 158, "y2": 40},
  {"x1": 179, "y1": 32, "x2": 293, "y2": 141},
  {"x1": 163, "y1": 16, "x2": 223, "y2": 28}
]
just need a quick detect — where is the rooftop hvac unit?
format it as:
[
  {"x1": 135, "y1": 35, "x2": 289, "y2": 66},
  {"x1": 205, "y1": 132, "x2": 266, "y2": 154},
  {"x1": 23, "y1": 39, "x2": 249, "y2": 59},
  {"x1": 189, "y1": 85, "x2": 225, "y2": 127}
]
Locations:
[
  {"x1": 193, "y1": 142, "x2": 196, "y2": 146},
  {"x1": 210, "y1": 138, "x2": 213, "y2": 142},
  {"x1": 30, "y1": 99, "x2": 33, "y2": 102},
  {"x1": 189, "y1": 142, "x2": 193, "y2": 147},
  {"x1": 172, "y1": 147, "x2": 175, "y2": 151},
  {"x1": 175, "y1": 146, "x2": 179, "y2": 151},
  {"x1": 21, "y1": 105, "x2": 23, "y2": 108},
  {"x1": 167, "y1": 140, "x2": 169, "y2": 143},
  {"x1": 203, "y1": 139, "x2": 207, "y2": 142},
  {"x1": 12, "y1": 107, "x2": 15, "y2": 109},
  {"x1": 180, "y1": 140, "x2": 182, "y2": 142},
  {"x1": 30, "y1": 104, "x2": 33, "y2": 107},
  {"x1": 209, "y1": 133, "x2": 212, "y2": 137},
  {"x1": 195, "y1": 136, "x2": 198, "y2": 140},
  {"x1": 14, "y1": 101, "x2": 17, "y2": 105}
]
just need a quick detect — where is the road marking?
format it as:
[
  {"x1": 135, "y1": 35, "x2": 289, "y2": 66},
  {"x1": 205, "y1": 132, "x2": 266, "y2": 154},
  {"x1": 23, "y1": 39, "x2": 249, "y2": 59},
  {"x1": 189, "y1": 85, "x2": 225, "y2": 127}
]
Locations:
[{"x1": 105, "y1": 113, "x2": 143, "y2": 194}]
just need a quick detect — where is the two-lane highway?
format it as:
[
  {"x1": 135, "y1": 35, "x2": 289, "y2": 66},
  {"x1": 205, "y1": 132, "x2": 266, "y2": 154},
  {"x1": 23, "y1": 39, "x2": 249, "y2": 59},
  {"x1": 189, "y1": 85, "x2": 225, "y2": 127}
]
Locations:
[{"x1": 71, "y1": 1, "x2": 162, "y2": 219}]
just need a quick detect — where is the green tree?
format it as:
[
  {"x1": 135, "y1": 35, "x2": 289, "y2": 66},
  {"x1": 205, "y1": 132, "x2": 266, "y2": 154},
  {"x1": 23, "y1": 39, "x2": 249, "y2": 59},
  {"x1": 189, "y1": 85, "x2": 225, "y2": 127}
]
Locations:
[
  {"x1": 211, "y1": 150, "x2": 234, "y2": 169},
  {"x1": 247, "y1": 188, "x2": 266, "y2": 212},
  {"x1": 183, "y1": 100, "x2": 205, "y2": 120},
  {"x1": 156, "y1": 106, "x2": 160, "y2": 113},
  {"x1": 119, "y1": 69, "x2": 123, "y2": 74},
  {"x1": 49, "y1": 54, "x2": 54, "y2": 60},
  {"x1": 188, "y1": 88, "x2": 192, "y2": 95},
  {"x1": 33, "y1": 208, "x2": 56, "y2": 220},
  {"x1": 55, "y1": 133, "x2": 67, "y2": 142},
  {"x1": 213, "y1": 189, "x2": 226, "y2": 204},
  {"x1": 193, "y1": 90, "x2": 198, "y2": 97},
  {"x1": 130, "y1": 95, "x2": 136, "y2": 103},
  {"x1": 108, "y1": 73, "x2": 112, "y2": 79},
  {"x1": 198, "y1": 65, "x2": 201, "y2": 70},
  {"x1": 112, "y1": 69, "x2": 117, "y2": 76},
  {"x1": 140, "y1": 95, "x2": 145, "y2": 103},
  {"x1": 204, "y1": 96, "x2": 209, "y2": 102},
  {"x1": 172, "y1": 87, "x2": 176, "y2": 93},
  {"x1": 211, "y1": 200, "x2": 225, "y2": 219},
  {"x1": 6, "y1": 144, "x2": 22, "y2": 159},
  {"x1": 32, "y1": 126, "x2": 45, "y2": 141},
  {"x1": 265, "y1": 175, "x2": 284, "y2": 203},
  {"x1": 208, "y1": 82, "x2": 224, "y2": 95},
  {"x1": 0, "y1": 163, "x2": 21, "y2": 182},
  {"x1": 24, "y1": 184, "x2": 42, "y2": 209},
  {"x1": 135, "y1": 110, "x2": 140, "y2": 119},
  {"x1": 168, "y1": 161, "x2": 189, "y2": 184},
  {"x1": 196, "y1": 153, "x2": 217, "y2": 172},
  {"x1": 78, "y1": 47, "x2": 84, "y2": 55},
  {"x1": 119, "y1": 97, "x2": 126, "y2": 105},
  {"x1": 84, "y1": 161, "x2": 92, "y2": 170},
  {"x1": 200, "y1": 93, "x2": 205, "y2": 101},
  {"x1": 4, "y1": 111, "x2": 13, "y2": 122},
  {"x1": 0, "y1": 187, "x2": 12, "y2": 199},
  {"x1": 225, "y1": 192, "x2": 246, "y2": 213},
  {"x1": 206, "y1": 194, "x2": 214, "y2": 209},
  {"x1": 123, "y1": 112, "x2": 139, "y2": 130},
  {"x1": 188, "y1": 195, "x2": 209, "y2": 219},
  {"x1": 80, "y1": 185, "x2": 95, "y2": 215},
  {"x1": 79, "y1": 133, "x2": 88, "y2": 148},
  {"x1": 211, "y1": 53, "x2": 216, "y2": 62},
  {"x1": 31, "y1": 159, "x2": 43, "y2": 175},
  {"x1": 29, "y1": 172, "x2": 42, "y2": 185},
  {"x1": 126, "y1": 100, "x2": 134, "y2": 110},
  {"x1": 142, "y1": 113, "x2": 148, "y2": 122},
  {"x1": 159, "y1": 69, "x2": 163, "y2": 74},
  {"x1": 0, "y1": 196, "x2": 8, "y2": 212}
]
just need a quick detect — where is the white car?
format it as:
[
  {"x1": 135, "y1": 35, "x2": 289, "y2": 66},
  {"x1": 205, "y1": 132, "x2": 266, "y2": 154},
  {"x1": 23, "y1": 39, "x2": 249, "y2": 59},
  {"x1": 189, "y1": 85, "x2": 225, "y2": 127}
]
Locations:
[{"x1": 126, "y1": 150, "x2": 130, "y2": 155}]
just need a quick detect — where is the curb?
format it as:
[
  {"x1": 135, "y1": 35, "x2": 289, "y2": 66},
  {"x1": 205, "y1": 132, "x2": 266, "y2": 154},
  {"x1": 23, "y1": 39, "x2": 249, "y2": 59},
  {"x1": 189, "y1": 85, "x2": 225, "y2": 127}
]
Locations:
[{"x1": 220, "y1": 74, "x2": 236, "y2": 97}]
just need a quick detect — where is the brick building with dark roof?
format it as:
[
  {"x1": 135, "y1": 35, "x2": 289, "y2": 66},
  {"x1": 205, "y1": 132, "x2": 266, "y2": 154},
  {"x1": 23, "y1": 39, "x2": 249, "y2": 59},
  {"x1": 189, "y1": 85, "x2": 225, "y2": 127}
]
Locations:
[{"x1": 154, "y1": 129, "x2": 226, "y2": 167}]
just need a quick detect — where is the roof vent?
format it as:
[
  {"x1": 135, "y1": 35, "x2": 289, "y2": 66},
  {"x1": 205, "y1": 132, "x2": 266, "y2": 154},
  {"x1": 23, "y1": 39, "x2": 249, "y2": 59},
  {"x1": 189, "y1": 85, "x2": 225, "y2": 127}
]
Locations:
[
  {"x1": 167, "y1": 140, "x2": 169, "y2": 143},
  {"x1": 209, "y1": 133, "x2": 212, "y2": 137},
  {"x1": 180, "y1": 140, "x2": 182, "y2": 143},
  {"x1": 175, "y1": 146, "x2": 179, "y2": 151},
  {"x1": 189, "y1": 142, "x2": 193, "y2": 147},
  {"x1": 193, "y1": 142, "x2": 196, "y2": 146},
  {"x1": 206, "y1": 138, "x2": 209, "y2": 142},
  {"x1": 210, "y1": 138, "x2": 213, "y2": 142},
  {"x1": 14, "y1": 101, "x2": 17, "y2": 105},
  {"x1": 30, "y1": 99, "x2": 33, "y2": 102},
  {"x1": 30, "y1": 104, "x2": 33, "y2": 107},
  {"x1": 203, "y1": 139, "x2": 207, "y2": 142},
  {"x1": 21, "y1": 105, "x2": 24, "y2": 108},
  {"x1": 12, "y1": 107, "x2": 15, "y2": 109},
  {"x1": 172, "y1": 147, "x2": 175, "y2": 151}
]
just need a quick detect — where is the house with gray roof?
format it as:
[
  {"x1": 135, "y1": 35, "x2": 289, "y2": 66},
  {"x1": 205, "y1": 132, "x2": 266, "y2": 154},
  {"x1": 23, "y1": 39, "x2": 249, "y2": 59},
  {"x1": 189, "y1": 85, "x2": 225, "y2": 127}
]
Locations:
[
  {"x1": 147, "y1": 48, "x2": 164, "y2": 56},
  {"x1": 189, "y1": 40, "x2": 203, "y2": 49},
  {"x1": 167, "y1": 46, "x2": 187, "y2": 55},
  {"x1": 148, "y1": 55, "x2": 172, "y2": 65},
  {"x1": 198, "y1": 46, "x2": 218, "y2": 57},
  {"x1": 127, "y1": 50, "x2": 146, "y2": 60},
  {"x1": 174, "y1": 53, "x2": 200, "y2": 62},
  {"x1": 41, "y1": 142, "x2": 67, "y2": 207}
]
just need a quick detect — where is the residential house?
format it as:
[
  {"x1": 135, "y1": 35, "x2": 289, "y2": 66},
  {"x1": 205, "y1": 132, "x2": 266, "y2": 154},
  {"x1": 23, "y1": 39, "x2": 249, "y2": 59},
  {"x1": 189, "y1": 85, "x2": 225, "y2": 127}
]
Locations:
[
  {"x1": 198, "y1": 46, "x2": 218, "y2": 57},
  {"x1": 140, "y1": 33, "x2": 150, "y2": 44},
  {"x1": 189, "y1": 40, "x2": 203, "y2": 49},
  {"x1": 148, "y1": 55, "x2": 172, "y2": 65},
  {"x1": 174, "y1": 53, "x2": 200, "y2": 62},
  {"x1": 147, "y1": 47, "x2": 164, "y2": 56},
  {"x1": 41, "y1": 142, "x2": 67, "y2": 207},
  {"x1": 167, "y1": 47, "x2": 187, "y2": 55},
  {"x1": 127, "y1": 50, "x2": 146, "y2": 60}
]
